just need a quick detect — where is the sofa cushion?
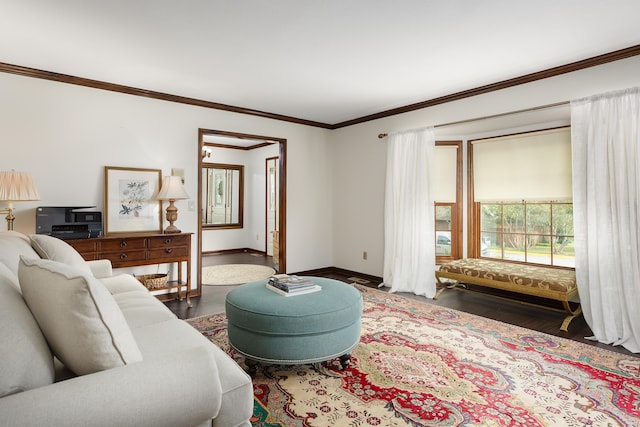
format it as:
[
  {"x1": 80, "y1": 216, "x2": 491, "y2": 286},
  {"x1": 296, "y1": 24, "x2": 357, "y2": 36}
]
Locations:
[
  {"x1": 0, "y1": 263, "x2": 55, "y2": 397},
  {"x1": 112, "y1": 291, "x2": 177, "y2": 329},
  {"x1": 100, "y1": 274, "x2": 149, "y2": 295},
  {"x1": 0, "y1": 231, "x2": 40, "y2": 276},
  {"x1": 18, "y1": 257, "x2": 143, "y2": 375},
  {"x1": 29, "y1": 234, "x2": 92, "y2": 276}
]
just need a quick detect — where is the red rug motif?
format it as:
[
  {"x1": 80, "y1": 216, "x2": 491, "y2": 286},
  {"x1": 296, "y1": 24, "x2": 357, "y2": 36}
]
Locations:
[{"x1": 187, "y1": 286, "x2": 640, "y2": 426}]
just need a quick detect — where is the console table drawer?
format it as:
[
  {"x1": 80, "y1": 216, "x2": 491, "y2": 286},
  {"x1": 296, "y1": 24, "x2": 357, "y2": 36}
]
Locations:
[
  {"x1": 67, "y1": 239, "x2": 98, "y2": 261},
  {"x1": 149, "y1": 246, "x2": 189, "y2": 260},
  {"x1": 99, "y1": 238, "x2": 147, "y2": 252},
  {"x1": 148, "y1": 235, "x2": 190, "y2": 248},
  {"x1": 102, "y1": 250, "x2": 148, "y2": 265},
  {"x1": 67, "y1": 239, "x2": 98, "y2": 253}
]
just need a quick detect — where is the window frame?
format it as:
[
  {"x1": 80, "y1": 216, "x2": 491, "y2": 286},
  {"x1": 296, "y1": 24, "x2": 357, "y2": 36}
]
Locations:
[
  {"x1": 475, "y1": 200, "x2": 574, "y2": 268},
  {"x1": 435, "y1": 141, "x2": 463, "y2": 264}
]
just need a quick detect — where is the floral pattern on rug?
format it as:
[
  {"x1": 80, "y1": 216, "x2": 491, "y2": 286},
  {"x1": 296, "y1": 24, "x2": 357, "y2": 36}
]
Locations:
[{"x1": 188, "y1": 286, "x2": 640, "y2": 427}]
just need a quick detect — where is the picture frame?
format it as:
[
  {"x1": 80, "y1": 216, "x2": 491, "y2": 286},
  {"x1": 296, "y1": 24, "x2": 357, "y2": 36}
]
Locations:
[{"x1": 104, "y1": 166, "x2": 162, "y2": 234}]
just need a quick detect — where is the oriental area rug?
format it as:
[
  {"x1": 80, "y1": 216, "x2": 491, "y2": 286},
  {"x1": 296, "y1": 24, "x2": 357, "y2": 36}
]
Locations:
[
  {"x1": 201, "y1": 264, "x2": 275, "y2": 286},
  {"x1": 187, "y1": 285, "x2": 640, "y2": 427}
]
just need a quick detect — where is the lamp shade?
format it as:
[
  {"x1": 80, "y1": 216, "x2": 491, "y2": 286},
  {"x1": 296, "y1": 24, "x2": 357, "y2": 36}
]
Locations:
[
  {"x1": 157, "y1": 176, "x2": 190, "y2": 200},
  {"x1": 0, "y1": 170, "x2": 40, "y2": 202}
]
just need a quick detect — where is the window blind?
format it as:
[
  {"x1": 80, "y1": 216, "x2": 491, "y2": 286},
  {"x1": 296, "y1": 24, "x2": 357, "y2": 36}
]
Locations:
[
  {"x1": 434, "y1": 145, "x2": 458, "y2": 203},
  {"x1": 472, "y1": 127, "x2": 572, "y2": 202}
]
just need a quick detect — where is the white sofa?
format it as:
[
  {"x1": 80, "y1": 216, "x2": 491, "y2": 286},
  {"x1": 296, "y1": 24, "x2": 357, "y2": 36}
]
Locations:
[{"x1": 0, "y1": 231, "x2": 253, "y2": 427}]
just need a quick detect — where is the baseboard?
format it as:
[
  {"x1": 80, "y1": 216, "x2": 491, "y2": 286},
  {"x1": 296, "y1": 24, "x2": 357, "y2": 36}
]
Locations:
[
  {"x1": 203, "y1": 248, "x2": 267, "y2": 256},
  {"x1": 293, "y1": 266, "x2": 382, "y2": 288}
]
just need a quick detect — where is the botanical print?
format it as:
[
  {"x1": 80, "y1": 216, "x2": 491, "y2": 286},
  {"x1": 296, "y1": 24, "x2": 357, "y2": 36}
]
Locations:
[
  {"x1": 118, "y1": 179, "x2": 150, "y2": 217},
  {"x1": 104, "y1": 166, "x2": 161, "y2": 234}
]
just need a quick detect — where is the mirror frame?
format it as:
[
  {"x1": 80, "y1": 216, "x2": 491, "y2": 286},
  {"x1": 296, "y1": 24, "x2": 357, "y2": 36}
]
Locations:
[{"x1": 202, "y1": 163, "x2": 244, "y2": 229}]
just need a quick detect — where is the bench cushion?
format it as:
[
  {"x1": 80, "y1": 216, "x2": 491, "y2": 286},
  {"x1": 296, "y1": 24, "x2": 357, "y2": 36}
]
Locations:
[{"x1": 438, "y1": 258, "x2": 577, "y2": 294}]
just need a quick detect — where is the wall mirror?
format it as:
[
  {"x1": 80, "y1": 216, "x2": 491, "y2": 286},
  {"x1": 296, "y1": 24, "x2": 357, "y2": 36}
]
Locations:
[{"x1": 202, "y1": 163, "x2": 244, "y2": 228}]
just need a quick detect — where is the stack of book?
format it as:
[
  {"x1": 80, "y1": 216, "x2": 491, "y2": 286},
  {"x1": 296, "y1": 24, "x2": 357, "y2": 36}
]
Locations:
[{"x1": 266, "y1": 274, "x2": 321, "y2": 297}]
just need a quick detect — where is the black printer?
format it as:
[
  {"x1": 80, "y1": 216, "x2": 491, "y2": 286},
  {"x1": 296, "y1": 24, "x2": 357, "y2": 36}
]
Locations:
[{"x1": 36, "y1": 206, "x2": 103, "y2": 239}]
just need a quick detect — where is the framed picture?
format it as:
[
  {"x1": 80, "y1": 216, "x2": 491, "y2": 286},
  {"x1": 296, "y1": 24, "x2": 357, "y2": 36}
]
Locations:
[{"x1": 104, "y1": 166, "x2": 162, "y2": 234}]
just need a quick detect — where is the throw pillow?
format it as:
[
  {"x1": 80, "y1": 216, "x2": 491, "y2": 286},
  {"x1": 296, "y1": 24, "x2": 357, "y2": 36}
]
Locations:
[
  {"x1": 18, "y1": 257, "x2": 143, "y2": 376},
  {"x1": 0, "y1": 263, "x2": 55, "y2": 397},
  {"x1": 29, "y1": 234, "x2": 92, "y2": 275},
  {"x1": 0, "y1": 231, "x2": 41, "y2": 276}
]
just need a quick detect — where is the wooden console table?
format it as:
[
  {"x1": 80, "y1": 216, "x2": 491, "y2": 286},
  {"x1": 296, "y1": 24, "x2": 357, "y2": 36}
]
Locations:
[{"x1": 66, "y1": 232, "x2": 192, "y2": 307}]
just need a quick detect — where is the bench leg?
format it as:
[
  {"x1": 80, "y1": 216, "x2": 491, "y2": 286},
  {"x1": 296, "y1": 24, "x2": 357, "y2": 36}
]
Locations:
[
  {"x1": 434, "y1": 276, "x2": 464, "y2": 300},
  {"x1": 560, "y1": 302, "x2": 583, "y2": 332}
]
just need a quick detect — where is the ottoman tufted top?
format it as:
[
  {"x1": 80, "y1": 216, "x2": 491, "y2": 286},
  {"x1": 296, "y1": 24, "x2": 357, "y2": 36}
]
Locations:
[{"x1": 225, "y1": 277, "x2": 362, "y2": 336}]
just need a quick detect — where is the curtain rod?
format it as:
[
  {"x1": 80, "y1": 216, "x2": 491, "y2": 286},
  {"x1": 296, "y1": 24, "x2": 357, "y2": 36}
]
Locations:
[{"x1": 377, "y1": 100, "x2": 569, "y2": 139}]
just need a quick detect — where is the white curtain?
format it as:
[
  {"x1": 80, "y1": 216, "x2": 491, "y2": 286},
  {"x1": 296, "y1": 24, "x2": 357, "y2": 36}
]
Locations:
[
  {"x1": 571, "y1": 87, "x2": 640, "y2": 353},
  {"x1": 382, "y1": 127, "x2": 436, "y2": 297}
]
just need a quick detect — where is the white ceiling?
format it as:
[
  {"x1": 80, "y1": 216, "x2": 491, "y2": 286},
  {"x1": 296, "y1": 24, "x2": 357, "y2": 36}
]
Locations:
[{"x1": 1, "y1": 1, "x2": 639, "y2": 126}]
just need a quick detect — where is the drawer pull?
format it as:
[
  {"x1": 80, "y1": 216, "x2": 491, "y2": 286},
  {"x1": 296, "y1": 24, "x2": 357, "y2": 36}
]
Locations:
[
  {"x1": 120, "y1": 241, "x2": 127, "y2": 248},
  {"x1": 165, "y1": 248, "x2": 173, "y2": 254},
  {"x1": 165, "y1": 238, "x2": 172, "y2": 244},
  {"x1": 120, "y1": 253, "x2": 128, "y2": 260}
]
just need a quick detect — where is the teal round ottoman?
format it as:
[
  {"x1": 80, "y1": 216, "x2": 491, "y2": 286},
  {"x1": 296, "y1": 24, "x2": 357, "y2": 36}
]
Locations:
[{"x1": 225, "y1": 277, "x2": 362, "y2": 375}]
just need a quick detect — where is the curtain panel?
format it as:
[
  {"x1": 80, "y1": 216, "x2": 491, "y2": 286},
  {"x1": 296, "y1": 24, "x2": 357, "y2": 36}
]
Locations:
[
  {"x1": 571, "y1": 87, "x2": 640, "y2": 353},
  {"x1": 382, "y1": 127, "x2": 436, "y2": 297}
]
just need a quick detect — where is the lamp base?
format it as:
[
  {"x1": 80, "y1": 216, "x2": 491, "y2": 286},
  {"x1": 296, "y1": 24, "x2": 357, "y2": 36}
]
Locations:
[
  {"x1": 4, "y1": 209, "x2": 15, "y2": 231},
  {"x1": 163, "y1": 225, "x2": 182, "y2": 234},
  {"x1": 164, "y1": 201, "x2": 181, "y2": 234}
]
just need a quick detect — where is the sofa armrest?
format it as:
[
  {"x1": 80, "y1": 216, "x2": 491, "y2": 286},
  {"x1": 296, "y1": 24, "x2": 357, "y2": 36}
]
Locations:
[
  {"x1": 86, "y1": 259, "x2": 113, "y2": 278},
  {"x1": 0, "y1": 346, "x2": 223, "y2": 427}
]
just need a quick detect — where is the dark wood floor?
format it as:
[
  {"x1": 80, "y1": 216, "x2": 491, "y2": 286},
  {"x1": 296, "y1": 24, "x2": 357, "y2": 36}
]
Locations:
[{"x1": 164, "y1": 252, "x2": 638, "y2": 358}]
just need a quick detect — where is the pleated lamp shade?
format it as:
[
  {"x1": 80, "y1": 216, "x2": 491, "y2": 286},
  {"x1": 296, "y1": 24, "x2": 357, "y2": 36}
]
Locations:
[
  {"x1": 0, "y1": 170, "x2": 40, "y2": 231},
  {"x1": 157, "y1": 176, "x2": 190, "y2": 201},
  {"x1": 0, "y1": 170, "x2": 40, "y2": 206}
]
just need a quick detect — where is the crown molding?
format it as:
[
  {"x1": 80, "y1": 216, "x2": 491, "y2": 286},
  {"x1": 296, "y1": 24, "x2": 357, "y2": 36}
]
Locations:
[
  {"x1": 1, "y1": 44, "x2": 639, "y2": 129},
  {"x1": 331, "y1": 44, "x2": 640, "y2": 129},
  {"x1": 0, "y1": 62, "x2": 333, "y2": 129}
]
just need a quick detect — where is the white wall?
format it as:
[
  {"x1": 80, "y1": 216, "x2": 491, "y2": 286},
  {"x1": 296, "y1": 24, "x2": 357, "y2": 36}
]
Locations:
[
  {"x1": 0, "y1": 72, "x2": 334, "y2": 285},
  {"x1": 201, "y1": 143, "x2": 279, "y2": 253},
  {"x1": 330, "y1": 56, "x2": 640, "y2": 278}
]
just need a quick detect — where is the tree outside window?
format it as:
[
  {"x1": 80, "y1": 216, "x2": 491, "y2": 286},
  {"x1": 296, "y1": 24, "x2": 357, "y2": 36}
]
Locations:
[{"x1": 480, "y1": 201, "x2": 574, "y2": 268}]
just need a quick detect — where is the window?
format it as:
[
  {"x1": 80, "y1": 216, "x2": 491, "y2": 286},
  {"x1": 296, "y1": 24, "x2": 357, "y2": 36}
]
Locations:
[
  {"x1": 479, "y1": 201, "x2": 574, "y2": 267},
  {"x1": 470, "y1": 127, "x2": 573, "y2": 267},
  {"x1": 434, "y1": 142, "x2": 462, "y2": 262},
  {"x1": 436, "y1": 204, "x2": 454, "y2": 256}
]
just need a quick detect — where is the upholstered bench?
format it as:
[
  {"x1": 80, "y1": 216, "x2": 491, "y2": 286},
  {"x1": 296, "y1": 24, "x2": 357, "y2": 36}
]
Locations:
[
  {"x1": 436, "y1": 258, "x2": 581, "y2": 331},
  {"x1": 225, "y1": 277, "x2": 362, "y2": 375}
]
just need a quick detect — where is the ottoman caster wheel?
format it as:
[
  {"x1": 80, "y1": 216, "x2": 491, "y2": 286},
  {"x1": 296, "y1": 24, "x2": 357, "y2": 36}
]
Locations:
[
  {"x1": 245, "y1": 358, "x2": 259, "y2": 377},
  {"x1": 339, "y1": 354, "x2": 351, "y2": 370}
]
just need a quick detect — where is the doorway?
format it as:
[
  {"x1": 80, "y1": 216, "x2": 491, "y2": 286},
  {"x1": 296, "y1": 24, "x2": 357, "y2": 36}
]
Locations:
[
  {"x1": 265, "y1": 156, "x2": 279, "y2": 265},
  {"x1": 196, "y1": 129, "x2": 286, "y2": 298}
]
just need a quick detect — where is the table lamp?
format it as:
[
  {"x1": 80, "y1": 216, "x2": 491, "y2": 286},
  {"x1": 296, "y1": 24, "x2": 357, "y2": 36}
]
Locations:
[
  {"x1": 157, "y1": 176, "x2": 190, "y2": 233},
  {"x1": 0, "y1": 170, "x2": 40, "y2": 231}
]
